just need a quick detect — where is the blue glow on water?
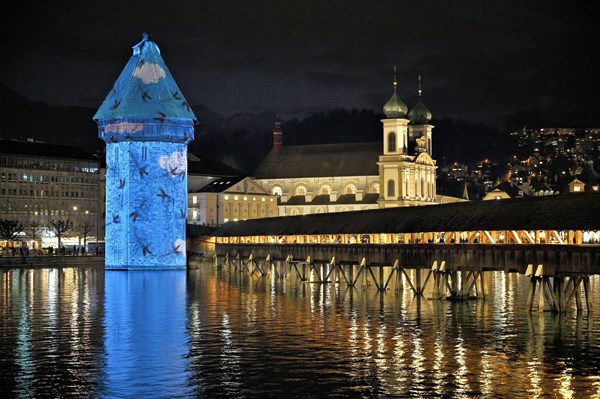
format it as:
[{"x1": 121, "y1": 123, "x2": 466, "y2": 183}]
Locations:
[{"x1": 102, "y1": 270, "x2": 193, "y2": 399}]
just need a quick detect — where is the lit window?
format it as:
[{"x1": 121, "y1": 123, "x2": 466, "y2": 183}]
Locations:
[
  {"x1": 192, "y1": 196, "x2": 197, "y2": 204},
  {"x1": 244, "y1": 196, "x2": 247, "y2": 201},
  {"x1": 344, "y1": 184, "x2": 357, "y2": 195},
  {"x1": 192, "y1": 209, "x2": 198, "y2": 219},
  {"x1": 262, "y1": 198, "x2": 265, "y2": 202},
  {"x1": 224, "y1": 195, "x2": 229, "y2": 200},
  {"x1": 272, "y1": 186, "x2": 282, "y2": 196},
  {"x1": 234, "y1": 196, "x2": 238, "y2": 200},
  {"x1": 224, "y1": 218, "x2": 229, "y2": 223}
]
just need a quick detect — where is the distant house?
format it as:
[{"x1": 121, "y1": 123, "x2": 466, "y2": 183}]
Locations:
[
  {"x1": 567, "y1": 178, "x2": 586, "y2": 193},
  {"x1": 482, "y1": 181, "x2": 521, "y2": 200}
]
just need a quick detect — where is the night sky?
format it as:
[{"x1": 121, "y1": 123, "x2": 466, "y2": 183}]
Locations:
[{"x1": 2, "y1": 0, "x2": 599, "y2": 127}]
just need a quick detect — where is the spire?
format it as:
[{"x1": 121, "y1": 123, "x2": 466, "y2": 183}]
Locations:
[
  {"x1": 408, "y1": 74, "x2": 432, "y2": 124},
  {"x1": 383, "y1": 65, "x2": 408, "y2": 118},
  {"x1": 273, "y1": 114, "x2": 283, "y2": 151}
]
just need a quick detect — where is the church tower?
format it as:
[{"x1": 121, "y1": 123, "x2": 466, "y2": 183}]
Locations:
[
  {"x1": 94, "y1": 33, "x2": 196, "y2": 270},
  {"x1": 378, "y1": 70, "x2": 437, "y2": 208},
  {"x1": 408, "y1": 75, "x2": 433, "y2": 156}
]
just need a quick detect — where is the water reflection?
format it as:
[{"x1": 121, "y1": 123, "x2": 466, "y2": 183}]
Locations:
[
  {"x1": 0, "y1": 267, "x2": 105, "y2": 398},
  {"x1": 1, "y1": 265, "x2": 600, "y2": 398},
  {"x1": 102, "y1": 270, "x2": 192, "y2": 399}
]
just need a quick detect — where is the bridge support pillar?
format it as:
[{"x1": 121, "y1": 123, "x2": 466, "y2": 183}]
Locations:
[
  {"x1": 563, "y1": 274, "x2": 593, "y2": 312},
  {"x1": 393, "y1": 260, "x2": 403, "y2": 293},
  {"x1": 526, "y1": 264, "x2": 559, "y2": 312}
]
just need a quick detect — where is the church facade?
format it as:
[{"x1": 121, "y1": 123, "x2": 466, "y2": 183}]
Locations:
[{"x1": 253, "y1": 72, "x2": 443, "y2": 216}]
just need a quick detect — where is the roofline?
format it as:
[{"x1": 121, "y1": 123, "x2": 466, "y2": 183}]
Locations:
[{"x1": 211, "y1": 193, "x2": 600, "y2": 237}]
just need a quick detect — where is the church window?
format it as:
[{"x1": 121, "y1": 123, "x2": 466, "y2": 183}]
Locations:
[
  {"x1": 387, "y1": 179, "x2": 395, "y2": 197},
  {"x1": 320, "y1": 184, "x2": 331, "y2": 195},
  {"x1": 344, "y1": 183, "x2": 357, "y2": 195},
  {"x1": 388, "y1": 132, "x2": 396, "y2": 152},
  {"x1": 272, "y1": 186, "x2": 282, "y2": 196}
]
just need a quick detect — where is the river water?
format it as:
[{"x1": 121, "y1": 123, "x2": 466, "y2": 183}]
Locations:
[{"x1": 1, "y1": 263, "x2": 599, "y2": 398}]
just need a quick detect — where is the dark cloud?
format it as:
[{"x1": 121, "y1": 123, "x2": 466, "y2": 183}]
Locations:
[{"x1": 2, "y1": 0, "x2": 598, "y2": 126}]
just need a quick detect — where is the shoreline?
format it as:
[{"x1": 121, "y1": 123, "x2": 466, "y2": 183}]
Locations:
[{"x1": 0, "y1": 255, "x2": 105, "y2": 268}]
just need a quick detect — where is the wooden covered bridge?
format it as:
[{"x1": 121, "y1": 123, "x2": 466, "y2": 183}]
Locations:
[{"x1": 196, "y1": 192, "x2": 600, "y2": 312}]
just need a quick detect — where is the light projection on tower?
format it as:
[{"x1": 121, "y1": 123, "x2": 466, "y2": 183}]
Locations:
[{"x1": 93, "y1": 33, "x2": 196, "y2": 270}]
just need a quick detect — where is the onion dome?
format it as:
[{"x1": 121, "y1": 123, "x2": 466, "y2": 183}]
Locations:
[
  {"x1": 408, "y1": 75, "x2": 432, "y2": 124},
  {"x1": 383, "y1": 66, "x2": 408, "y2": 118}
]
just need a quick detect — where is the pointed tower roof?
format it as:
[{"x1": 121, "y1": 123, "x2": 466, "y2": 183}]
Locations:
[
  {"x1": 383, "y1": 66, "x2": 408, "y2": 118},
  {"x1": 408, "y1": 75, "x2": 432, "y2": 124},
  {"x1": 93, "y1": 33, "x2": 197, "y2": 123}
]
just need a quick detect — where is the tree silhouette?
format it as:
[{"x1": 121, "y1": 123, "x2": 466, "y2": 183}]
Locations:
[
  {"x1": 49, "y1": 219, "x2": 73, "y2": 250},
  {"x1": 0, "y1": 219, "x2": 24, "y2": 244},
  {"x1": 76, "y1": 221, "x2": 95, "y2": 249},
  {"x1": 27, "y1": 221, "x2": 42, "y2": 248}
]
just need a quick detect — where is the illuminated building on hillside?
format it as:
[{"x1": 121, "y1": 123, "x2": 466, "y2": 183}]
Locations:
[{"x1": 94, "y1": 33, "x2": 196, "y2": 270}]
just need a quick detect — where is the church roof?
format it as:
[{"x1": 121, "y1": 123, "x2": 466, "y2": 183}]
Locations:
[
  {"x1": 93, "y1": 33, "x2": 197, "y2": 123},
  {"x1": 253, "y1": 142, "x2": 380, "y2": 179}
]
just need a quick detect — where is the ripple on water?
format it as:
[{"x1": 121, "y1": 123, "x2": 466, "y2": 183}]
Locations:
[{"x1": 1, "y1": 266, "x2": 600, "y2": 398}]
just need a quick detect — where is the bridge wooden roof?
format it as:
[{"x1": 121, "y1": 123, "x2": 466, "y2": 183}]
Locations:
[{"x1": 211, "y1": 192, "x2": 600, "y2": 237}]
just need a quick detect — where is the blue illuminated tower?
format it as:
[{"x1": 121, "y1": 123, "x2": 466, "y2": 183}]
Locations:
[{"x1": 94, "y1": 33, "x2": 196, "y2": 270}]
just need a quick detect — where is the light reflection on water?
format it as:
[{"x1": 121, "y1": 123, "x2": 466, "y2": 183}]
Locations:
[{"x1": 0, "y1": 263, "x2": 600, "y2": 398}]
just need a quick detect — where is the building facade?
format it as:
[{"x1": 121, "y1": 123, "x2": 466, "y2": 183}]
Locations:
[
  {"x1": 254, "y1": 72, "x2": 442, "y2": 215},
  {"x1": 0, "y1": 138, "x2": 103, "y2": 250},
  {"x1": 188, "y1": 176, "x2": 278, "y2": 225}
]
